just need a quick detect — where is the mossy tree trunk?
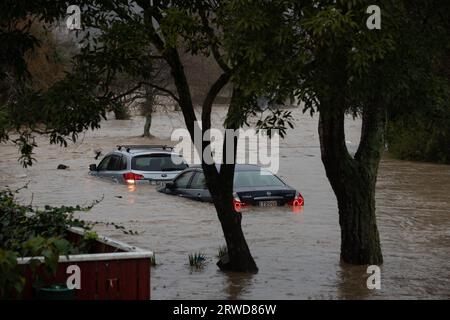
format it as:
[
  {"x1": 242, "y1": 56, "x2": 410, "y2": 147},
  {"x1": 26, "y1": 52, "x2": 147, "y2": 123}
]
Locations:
[{"x1": 319, "y1": 101, "x2": 384, "y2": 265}]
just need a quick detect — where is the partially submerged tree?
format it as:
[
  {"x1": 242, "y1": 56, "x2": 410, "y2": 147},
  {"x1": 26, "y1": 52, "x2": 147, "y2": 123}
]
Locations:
[
  {"x1": 222, "y1": 0, "x2": 449, "y2": 265},
  {"x1": 286, "y1": 0, "x2": 450, "y2": 264}
]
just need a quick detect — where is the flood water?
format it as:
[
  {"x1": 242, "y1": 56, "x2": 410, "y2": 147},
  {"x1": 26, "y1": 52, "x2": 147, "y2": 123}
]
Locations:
[{"x1": 1, "y1": 106, "x2": 449, "y2": 299}]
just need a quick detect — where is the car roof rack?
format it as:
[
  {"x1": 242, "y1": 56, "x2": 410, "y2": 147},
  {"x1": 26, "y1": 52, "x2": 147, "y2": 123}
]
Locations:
[{"x1": 117, "y1": 145, "x2": 174, "y2": 152}]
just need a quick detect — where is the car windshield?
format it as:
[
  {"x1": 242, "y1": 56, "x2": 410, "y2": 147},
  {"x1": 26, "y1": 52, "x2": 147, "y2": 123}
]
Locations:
[
  {"x1": 131, "y1": 154, "x2": 187, "y2": 171},
  {"x1": 233, "y1": 170, "x2": 285, "y2": 188}
]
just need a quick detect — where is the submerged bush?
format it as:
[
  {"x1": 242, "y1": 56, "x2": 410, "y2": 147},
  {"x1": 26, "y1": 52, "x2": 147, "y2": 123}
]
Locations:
[
  {"x1": 216, "y1": 245, "x2": 228, "y2": 260},
  {"x1": 188, "y1": 252, "x2": 206, "y2": 269}
]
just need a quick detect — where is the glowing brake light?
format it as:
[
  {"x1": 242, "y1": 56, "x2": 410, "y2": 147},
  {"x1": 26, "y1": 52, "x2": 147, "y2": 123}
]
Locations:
[
  {"x1": 233, "y1": 192, "x2": 248, "y2": 212},
  {"x1": 123, "y1": 172, "x2": 144, "y2": 184},
  {"x1": 288, "y1": 192, "x2": 304, "y2": 207},
  {"x1": 233, "y1": 198, "x2": 243, "y2": 212}
]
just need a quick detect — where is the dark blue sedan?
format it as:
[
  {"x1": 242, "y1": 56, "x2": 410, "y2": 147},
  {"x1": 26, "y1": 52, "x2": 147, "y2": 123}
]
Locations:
[{"x1": 157, "y1": 164, "x2": 304, "y2": 211}]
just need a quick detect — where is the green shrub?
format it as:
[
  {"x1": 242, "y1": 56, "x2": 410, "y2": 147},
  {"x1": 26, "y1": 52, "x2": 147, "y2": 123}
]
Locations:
[
  {"x1": 188, "y1": 252, "x2": 206, "y2": 269},
  {"x1": 216, "y1": 245, "x2": 228, "y2": 260},
  {"x1": 0, "y1": 249, "x2": 25, "y2": 299},
  {"x1": 387, "y1": 115, "x2": 450, "y2": 164},
  {"x1": 0, "y1": 188, "x2": 98, "y2": 298}
]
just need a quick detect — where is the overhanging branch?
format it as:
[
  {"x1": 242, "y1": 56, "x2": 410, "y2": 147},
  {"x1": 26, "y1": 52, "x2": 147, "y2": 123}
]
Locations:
[
  {"x1": 141, "y1": 81, "x2": 180, "y2": 103},
  {"x1": 202, "y1": 72, "x2": 231, "y2": 131}
]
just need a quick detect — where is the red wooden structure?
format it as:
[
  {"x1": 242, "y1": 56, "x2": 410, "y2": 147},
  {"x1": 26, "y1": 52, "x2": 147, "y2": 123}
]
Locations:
[{"x1": 18, "y1": 228, "x2": 152, "y2": 300}]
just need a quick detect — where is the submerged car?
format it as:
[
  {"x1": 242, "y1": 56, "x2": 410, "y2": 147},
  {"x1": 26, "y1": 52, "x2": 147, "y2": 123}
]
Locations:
[
  {"x1": 89, "y1": 145, "x2": 188, "y2": 184},
  {"x1": 157, "y1": 164, "x2": 304, "y2": 211}
]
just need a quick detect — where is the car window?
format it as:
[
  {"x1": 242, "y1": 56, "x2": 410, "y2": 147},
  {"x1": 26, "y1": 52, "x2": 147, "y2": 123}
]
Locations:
[
  {"x1": 97, "y1": 156, "x2": 111, "y2": 171},
  {"x1": 131, "y1": 154, "x2": 187, "y2": 171},
  {"x1": 174, "y1": 171, "x2": 194, "y2": 188},
  {"x1": 120, "y1": 156, "x2": 128, "y2": 170},
  {"x1": 107, "y1": 155, "x2": 123, "y2": 171},
  {"x1": 190, "y1": 172, "x2": 207, "y2": 189},
  {"x1": 234, "y1": 171, "x2": 285, "y2": 188}
]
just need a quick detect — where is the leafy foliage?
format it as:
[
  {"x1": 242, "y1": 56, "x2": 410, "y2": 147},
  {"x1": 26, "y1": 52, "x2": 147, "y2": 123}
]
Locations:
[
  {"x1": 387, "y1": 81, "x2": 450, "y2": 164},
  {"x1": 0, "y1": 249, "x2": 25, "y2": 299},
  {"x1": 387, "y1": 116, "x2": 450, "y2": 164},
  {"x1": 0, "y1": 186, "x2": 141, "y2": 297},
  {"x1": 386, "y1": 52, "x2": 450, "y2": 164},
  {"x1": 0, "y1": 187, "x2": 99, "y2": 298},
  {"x1": 0, "y1": 189, "x2": 96, "y2": 252}
]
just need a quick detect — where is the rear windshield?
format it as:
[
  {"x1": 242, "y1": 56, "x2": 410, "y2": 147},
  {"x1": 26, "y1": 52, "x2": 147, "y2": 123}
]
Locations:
[
  {"x1": 234, "y1": 170, "x2": 285, "y2": 188},
  {"x1": 131, "y1": 154, "x2": 187, "y2": 171}
]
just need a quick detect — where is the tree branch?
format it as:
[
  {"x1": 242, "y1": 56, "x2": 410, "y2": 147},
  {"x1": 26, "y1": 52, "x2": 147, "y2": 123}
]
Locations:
[
  {"x1": 110, "y1": 83, "x2": 143, "y2": 101},
  {"x1": 202, "y1": 72, "x2": 231, "y2": 132},
  {"x1": 141, "y1": 81, "x2": 180, "y2": 103},
  {"x1": 354, "y1": 103, "x2": 386, "y2": 170},
  {"x1": 198, "y1": 9, "x2": 231, "y2": 73}
]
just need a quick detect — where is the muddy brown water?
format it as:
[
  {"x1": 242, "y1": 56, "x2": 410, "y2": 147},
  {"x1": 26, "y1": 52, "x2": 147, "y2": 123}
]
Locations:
[{"x1": 1, "y1": 107, "x2": 449, "y2": 299}]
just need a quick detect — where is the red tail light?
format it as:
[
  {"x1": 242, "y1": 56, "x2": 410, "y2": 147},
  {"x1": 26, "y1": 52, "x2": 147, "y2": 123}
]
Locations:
[
  {"x1": 123, "y1": 172, "x2": 144, "y2": 184},
  {"x1": 288, "y1": 192, "x2": 304, "y2": 207},
  {"x1": 233, "y1": 198, "x2": 241, "y2": 212},
  {"x1": 233, "y1": 193, "x2": 248, "y2": 212}
]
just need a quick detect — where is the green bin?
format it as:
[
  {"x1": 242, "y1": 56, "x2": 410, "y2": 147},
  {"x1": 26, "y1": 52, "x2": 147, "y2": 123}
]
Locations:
[{"x1": 33, "y1": 284, "x2": 75, "y2": 300}]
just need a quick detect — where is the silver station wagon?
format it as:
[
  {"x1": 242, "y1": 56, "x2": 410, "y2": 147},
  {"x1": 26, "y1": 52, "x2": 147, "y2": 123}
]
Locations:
[{"x1": 89, "y1": 145, "x2": 188, "y2": 185}]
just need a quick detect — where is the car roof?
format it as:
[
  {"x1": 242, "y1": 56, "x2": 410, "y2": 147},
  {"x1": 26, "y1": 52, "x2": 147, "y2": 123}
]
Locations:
[
  {"x1": 106, "y1": 150, "x2": 179, "y2": 157},
  {"x1": 188, "y1": 164, "x2": 266, "y2": 172},
  {"x1": 117, "y1": 144, "x2": 174, "y2": 153},
  {"x1": 105, "y1": 145, "x2": 182, "y2": 157},
  {"x1": 126, "y1": 150, "x2": 181, "y2": 156}
]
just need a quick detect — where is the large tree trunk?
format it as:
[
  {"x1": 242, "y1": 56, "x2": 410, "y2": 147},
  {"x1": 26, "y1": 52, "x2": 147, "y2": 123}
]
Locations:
[
  {"x1": 162, "y1": 45, "x2": 258, "y2": 272},
  {"x1": 215, "y1": 195, "x2": 258, "y2": 272},
  {"x1": 202, "y1": 89, "x2": 258, "y2": 273},
  {"x1": 318, "y1": 104, "x2": 384, "y2": 265},
  {"x1": 205, "y1": 162, "x2": 258, "y2": 272}
]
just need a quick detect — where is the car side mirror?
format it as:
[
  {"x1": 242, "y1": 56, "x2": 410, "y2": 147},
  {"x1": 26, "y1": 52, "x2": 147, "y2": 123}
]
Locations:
[
  {"x1": 89, "y1": 164, "x2": 97, "y2": 171},
  {"x1": 165, "y1": 182, "x2": 175, "y2": 189}
]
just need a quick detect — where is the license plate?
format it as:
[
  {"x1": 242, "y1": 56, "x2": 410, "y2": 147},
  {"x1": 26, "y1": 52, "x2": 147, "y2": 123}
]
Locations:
[
  {"x1": 149, "y1": 180, "x2": 164, "y2": 186},
  {"x1": 259, "y1": 200, "x2": 278, "y2": 207}
]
